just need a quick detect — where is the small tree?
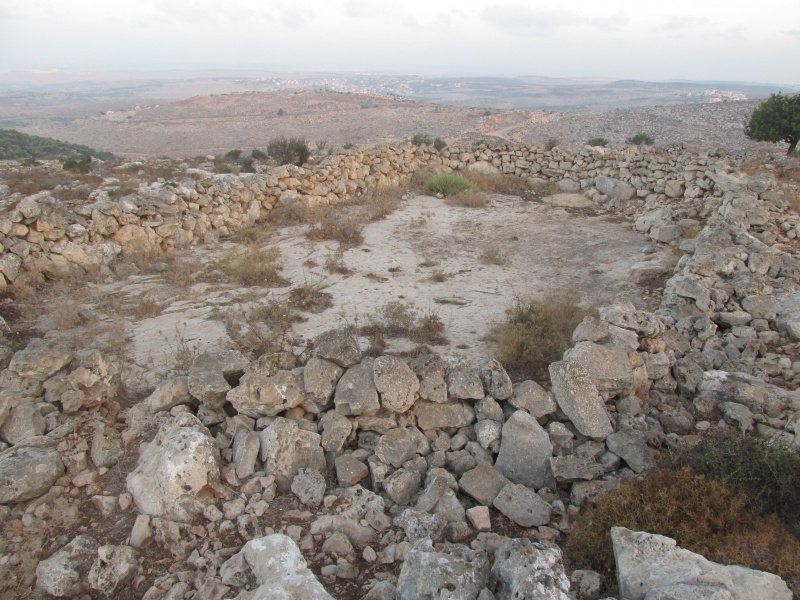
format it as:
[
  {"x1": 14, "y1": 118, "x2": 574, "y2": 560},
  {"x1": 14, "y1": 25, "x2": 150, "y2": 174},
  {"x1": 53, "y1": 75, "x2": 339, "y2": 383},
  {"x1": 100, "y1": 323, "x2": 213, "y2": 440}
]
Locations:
[{"x1": 745, "y1": 93, "x2": 800, "y2": 156}]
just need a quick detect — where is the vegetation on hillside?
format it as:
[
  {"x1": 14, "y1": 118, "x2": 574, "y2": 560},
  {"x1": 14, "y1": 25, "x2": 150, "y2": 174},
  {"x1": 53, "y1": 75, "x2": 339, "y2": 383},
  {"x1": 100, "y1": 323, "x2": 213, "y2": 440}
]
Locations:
[
  {"x1": 745, "y1": 92, "x2": 800, "y2": 155},
  {"x1": 0, "y1": 129, "x2": 114, "y2": 161}
]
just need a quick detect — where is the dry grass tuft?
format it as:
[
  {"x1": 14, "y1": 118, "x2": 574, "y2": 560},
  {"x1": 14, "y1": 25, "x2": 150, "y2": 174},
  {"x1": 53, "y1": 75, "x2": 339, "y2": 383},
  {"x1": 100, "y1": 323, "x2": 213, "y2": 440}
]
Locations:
[
  {"x1": 307, "y1": 210, "x2": 365, "y2": 248},
  {"x1": 463, "y1": 171, "x2": 530, "y2": 195},
  {"x1": 486, "y1": 292, "x2": 594, "y2": 382},
  {"x1": 289, "y1": 282, "x2": 334, "y2": 313},
  {"x1": 480, "y1": 247, "x2": 509, "y2": 266},
  {"x1": 360, "y1": 301, "x2": 448, "y2": 346},
  {"x1": 445, "y1": 189, "x2": 487, "y2": 208},
  {"x1": 222, "y1": 247, "x2": 288, "y2": 287}
]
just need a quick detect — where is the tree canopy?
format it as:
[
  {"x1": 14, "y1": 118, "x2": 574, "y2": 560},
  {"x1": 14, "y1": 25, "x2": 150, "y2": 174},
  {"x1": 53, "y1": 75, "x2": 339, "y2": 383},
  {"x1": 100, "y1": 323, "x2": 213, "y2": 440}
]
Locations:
[{"x1": 744, "y1": 93, "x2": 800, "y2": 156}]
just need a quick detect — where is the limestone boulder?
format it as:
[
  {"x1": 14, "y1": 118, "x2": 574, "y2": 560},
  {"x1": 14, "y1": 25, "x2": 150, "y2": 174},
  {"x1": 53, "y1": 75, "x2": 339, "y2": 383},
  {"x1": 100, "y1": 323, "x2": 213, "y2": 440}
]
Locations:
[
  {"x1": 87, "y1": 545, "x2": 138, "y2": 596},
  {"x1": 0, "y1": 446, "x2": 64, "y2": 503},
  {"x1": 509, "y1": 380, "x2": 557, "y2": 418},
  {"x1": 314, "y1": 329, "x2": 361, "y2": 368},
  {"x1": 396, "y1": 539, "x2": 490, "y2": 600},
  {"x1": 334, "y1": 360, "x2": 380, "y2": 416},
  {"x1": 489, "y1": 538, "x2": 572, "y2": 600},
  {"x1": 36, "y1": 535, "x2": 99, "y2": 598},
  {"x1": 564, "y1": 341, "x2": 634, "y2": 398},
  {"x1": 479, "y1": 359, "x2": 513, "y2": 400},
  {"x1": 446, "y1": 359, "x2": 484, "y2": 400},
  {"x1": 373, "y1": 355, "x2": 419, "y2": 413},
  {"x1": 302, "y1": 356, "x2": 344, "y2": 412},
  {"x1": 241, "y1": 534, "x2": 333, "y2": 599},
  {"x1": 409, "y1": 355, "x2": 448, "y2": 403},
  {"x1": 259, "y1": 417, "x2": 325, "y2": 493},
  {"x1": 549, "y1": 360, "x2": 613, "y2": 440},
  {"x1": 8, "y1": 338, "x2": 76, "y2": 381},
  {"x1": 494, "y1": 410, "x2": 553, "y2": 489},
  {"x1": 413, "y1": 400, "x2": 475, "y2": 431},
  {"x1": 595, "y1": 175, "x2": 635, "y2": 201},
  {"x1": 187, "y1": 351, "x2": 248, "y2": 409},
  {"x1": 612, "y1": 527, "x2": 792, "y2": 600},
  {"x1": 126, "y1": 413, "x2": 221, "y2": 522},
  {"x1": 493, "y1": 483, "x2": 552, "y2": 528},
  {"x1": 227, "y1": 368, "x2": 305, "y2": 418}
]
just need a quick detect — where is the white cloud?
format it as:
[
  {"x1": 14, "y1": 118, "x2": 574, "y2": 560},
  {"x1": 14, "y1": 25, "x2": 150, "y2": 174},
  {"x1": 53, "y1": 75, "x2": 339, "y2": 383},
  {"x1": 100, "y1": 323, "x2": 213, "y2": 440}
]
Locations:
[{"x1": 481, "y1": 3, "x2": 628, "y2": 36}]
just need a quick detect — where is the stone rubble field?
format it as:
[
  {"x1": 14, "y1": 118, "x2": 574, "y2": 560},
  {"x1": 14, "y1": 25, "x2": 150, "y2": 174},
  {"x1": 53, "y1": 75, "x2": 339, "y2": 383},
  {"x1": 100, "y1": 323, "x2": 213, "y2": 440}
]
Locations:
[{"x1": 0, "y1": 139, "x2": 799, "y2": 599}]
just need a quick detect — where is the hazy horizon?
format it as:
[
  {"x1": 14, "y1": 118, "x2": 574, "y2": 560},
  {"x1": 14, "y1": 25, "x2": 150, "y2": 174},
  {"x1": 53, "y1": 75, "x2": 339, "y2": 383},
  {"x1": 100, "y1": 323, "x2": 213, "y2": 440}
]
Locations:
[{"x1": 1, "y1": 1, "x2": 799, "y2": 85}]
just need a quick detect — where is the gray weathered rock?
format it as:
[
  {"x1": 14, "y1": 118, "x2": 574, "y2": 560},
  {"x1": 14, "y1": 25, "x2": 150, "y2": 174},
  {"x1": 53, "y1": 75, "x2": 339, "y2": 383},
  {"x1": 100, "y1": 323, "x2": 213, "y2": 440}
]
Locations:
[
  {"x1": 36, "y1": 535, "x2": 99, "y2": 598},
  {"x1": 302, "y1": 356, "x2": 344, "y2": 411},
  {"x1": 383, "y1": 468, "x2": 422, "y2": 506},
  {"x1": 409, "y1": 355, "x2": 448, "y2": 403},
  {"x1": 232, "y1": 430, "x2": 260, "y2": 479},
  {"x1": 489, "y1": 538, "x2": 571, "y2": 600},
  {"x1": 375, "y1": 427, "x2": 419, "y2": 468},
  {"x1": 397, "y1": 539, "x2": 490, "y2": 600},
  {"x1": 549, "y1": 454, "x2": 604, "y2": 483},
  {"x1": 227, "y1": 368, "x2": 305, "y2": 418},
  {"x1": 414, "y1": 401, "x2": 475, "y2": 431},
  {"x1": 91, "y1": 423, "x2": 124, "y2": 468},
  {"x1": 612, "y1": 527, "x2": 792, "y2": 600},
  {"x1": 8, "y1": 338, "x2": 76, "y2": 381},
  {"x1": 510, "y1": 380, "x2": 557, "y2": 418},
  {"x1": 564, "y1": 341, "x2": 634, "y2": 398},
  {"x1": 493, "y1": 483, "x2": 552, "y2": 528},
  {"x1": 549, "y1": 360, "x2": 613, "y2": 440},
  {"x1": 459, "y1": 464, "x2": 511, "y2": 506},
  {"x1": 373, "y1": 355, "x2": 420, "y2": 413},
  {"x1": 87, "y1": 544, "x2": 138, "y2": 596},
  {"x1": 595, "y1": 175, "x2": 635, "y2": 201},
  {"x1": 334, "y1": 361, "x2": 380, "y2": 416},
  {"x1": 416, "y1": 468, "x2": 465, "y2": 523},
  {"x1": 494, "y1": 410, "x2": 552, "y2": 489},
  {"x1": 1, "y1": 401, "x2": 46, "y2": 444},
  {"x1": 335, "y1": 454, "x2": 369, "y2": 487},
  {"x1": 259, "y1": 417, "x2": 325, "y2": 493},
  {"x1": 479, "y1": 359, "x2": 513, "y2": 400},
  {"x1": 241, "y1": 534, "x2": 333, "y2": 599},
  {"x1": 446, "y1": 360, "x2": 484, "y2": 400},
  {"x1": 291, "y1": 468, "x2": 326, "y2": 507},
  {"x1": 126, "y1": 413, "x2": 221, "y2": 522},
  {"x1": 144, "y1": 376, "x2": 191, "y2": 413},
  {"x1": 394, "y1": 508, "x2": 449, "y2": 543},
  {"x1": 573, "y1": 316, "x2": 611, "y2": 343},
  {"x1": 0, "y1": 446, "x2": 64, "y2": 503},
  {"x1": 314, "y1": 329, "x2": 361, "y2": 368},
  {"x1": 187, "y1": 351, "x2": 248, "y2": 409},
  {"x1": 319, "y1": 409, "x2": 352, "y2": 452},
  {"x1": 605, "y1": 430, "x2": 658, "y2": 474}
]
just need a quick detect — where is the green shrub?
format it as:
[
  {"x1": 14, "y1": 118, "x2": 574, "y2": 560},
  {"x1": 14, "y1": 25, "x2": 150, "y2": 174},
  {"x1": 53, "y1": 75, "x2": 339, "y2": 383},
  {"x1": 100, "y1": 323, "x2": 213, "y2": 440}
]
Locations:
[
  {"x1": 626, "y1": 133, "x2": 655, "y2": 145},
  {"x1": 564, "y1": 469, "x2": 800, "y2": 597},
  {"x1": 251, "y1": 148, "x2": 267, "y2": 160},
  {"x1": 267, "y1": 136, "x2": 310, "y2": 166},
  {"x1": 277, "y1": 108, "x2": 285, "y2": 116},
  {"x1": 587, "y1": 137, "x2": 609, "y2": 147},
  {"x1": 667, "y1": 431, "x2": 800, "y2": 534},
  {"x1": 62, "y1": 155, "x2": 92, "y2": 173},
  {"x1": 422, "y1": 173, "x2": 478, "y2": 196},
  {"x1": 545, "y1": 138, "x2": 559, "y2": 151},
  {"x1": 433, "y1": 138, "x2": 447, "y2": 151},
  {"x1": 486, "y1": 292, "x2": 594, "y2": 382},
  {"x1": 240, "y1": 158, "x2": 255, "y2": 173},
  {"x1": 412, "y1": 133, "x2": 433, "y2": 146},
  {"x1": 225, "y1": 149, "x2": 242, "y2": 161},
  {"x1": 342, "y1": 142, "x2": 355, "y2": 150}
]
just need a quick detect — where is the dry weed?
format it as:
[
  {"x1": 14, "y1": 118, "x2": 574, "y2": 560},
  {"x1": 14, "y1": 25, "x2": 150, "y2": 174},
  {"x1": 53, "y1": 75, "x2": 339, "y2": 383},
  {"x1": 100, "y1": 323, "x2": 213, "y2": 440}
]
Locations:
[
  {"x1": 463, "y1": 171, "x2": 530, "y2": 195},
  {"x1": 446, "y1": 190, "x2": 487, "y2": 208},
  {"x1": 307, "y1": 210, "x2": 365, "y2": 248},
  {"x1": 221, "y1": 247, "x2": 288, "y2": 287},
  {"x1": 486, "y1": 292, "x2": 595, "y2": 382}
]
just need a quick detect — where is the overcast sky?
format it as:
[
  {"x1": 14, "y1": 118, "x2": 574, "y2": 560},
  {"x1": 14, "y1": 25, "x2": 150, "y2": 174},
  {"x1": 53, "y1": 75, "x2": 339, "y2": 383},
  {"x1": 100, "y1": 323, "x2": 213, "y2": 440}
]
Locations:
[{"x1": 1, "y1": 0, "x2": 799, "y2": 83}]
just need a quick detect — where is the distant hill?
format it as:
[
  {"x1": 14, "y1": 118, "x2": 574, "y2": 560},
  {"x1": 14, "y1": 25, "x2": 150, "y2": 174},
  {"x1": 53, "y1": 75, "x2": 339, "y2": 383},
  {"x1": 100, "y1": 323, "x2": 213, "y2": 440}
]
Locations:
[{"x1": 0, "y1": 129, "x2": 115, "y2": 161}]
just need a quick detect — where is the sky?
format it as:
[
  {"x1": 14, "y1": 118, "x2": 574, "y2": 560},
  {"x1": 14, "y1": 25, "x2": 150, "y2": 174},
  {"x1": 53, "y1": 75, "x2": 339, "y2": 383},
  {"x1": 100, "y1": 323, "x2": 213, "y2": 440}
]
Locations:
[{"x1": 1, "y1": 0, "x2": 799, "y2": 84}]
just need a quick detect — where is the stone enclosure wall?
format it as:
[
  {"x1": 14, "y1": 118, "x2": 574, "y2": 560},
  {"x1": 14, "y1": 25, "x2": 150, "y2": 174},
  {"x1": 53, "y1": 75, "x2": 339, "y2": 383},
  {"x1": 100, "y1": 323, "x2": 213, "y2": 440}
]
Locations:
[{"x1": 0, "y1": 142, "x2": 729, "y2": 287}]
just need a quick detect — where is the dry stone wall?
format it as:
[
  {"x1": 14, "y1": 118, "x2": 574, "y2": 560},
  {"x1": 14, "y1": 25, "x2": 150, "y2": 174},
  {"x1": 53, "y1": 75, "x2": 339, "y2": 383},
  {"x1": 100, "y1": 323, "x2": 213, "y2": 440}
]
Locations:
[{"x1": 0, "y1": 142, "x2": 727, "y2": 287}]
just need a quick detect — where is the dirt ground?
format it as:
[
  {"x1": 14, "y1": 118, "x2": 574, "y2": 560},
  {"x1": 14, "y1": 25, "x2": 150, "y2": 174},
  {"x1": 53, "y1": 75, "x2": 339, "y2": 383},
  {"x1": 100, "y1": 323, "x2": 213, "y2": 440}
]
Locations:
[{"x1": 13, "y1": 191, "x2": 675, "y2": 397}]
